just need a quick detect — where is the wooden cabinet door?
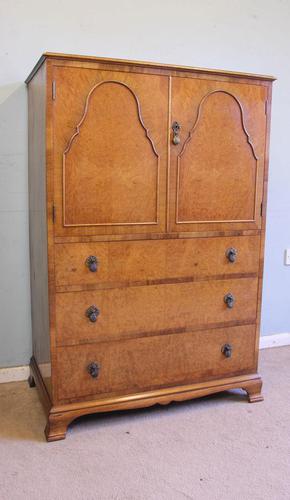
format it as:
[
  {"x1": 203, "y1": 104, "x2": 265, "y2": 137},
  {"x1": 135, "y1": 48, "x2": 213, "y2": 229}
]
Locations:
[
  {"x1": 51, "y1": 63, "x2": 168, "y2": 236},
  {"x1": 169, "y1": 77, "x2": 268, "y2": 232}
]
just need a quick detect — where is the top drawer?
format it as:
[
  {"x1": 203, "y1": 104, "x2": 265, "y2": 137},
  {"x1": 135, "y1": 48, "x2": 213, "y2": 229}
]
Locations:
[{"x1": 55, "y1": 235, "x2": 260, "y2": 288}]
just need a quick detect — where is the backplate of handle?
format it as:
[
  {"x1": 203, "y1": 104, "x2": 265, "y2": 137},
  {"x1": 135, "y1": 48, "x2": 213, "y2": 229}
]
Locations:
[
  {"x1": 221, "y1": 343, "x2": 232, "y2": 358},
  {"x1": 172, "y1": 121, "x2": 181, "y2": 145},
  {"x1": 87, "y1": 362, "x2": 100, "y2": 378},
  {"x1": 86, "y1": 305, "x2": 100, "y2": 322},
  {"x1": 226, "y1": 247, "x2": 238, "y2": 263},
  {"x1": 224, "y1": 293, "x2": 235, "y2": 308},
  {"x1": 86, "y1": 255, "x2": 98, "y2": 272}
]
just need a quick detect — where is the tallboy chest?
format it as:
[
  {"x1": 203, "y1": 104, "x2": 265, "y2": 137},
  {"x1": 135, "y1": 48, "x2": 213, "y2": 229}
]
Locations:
[{"x1": 26, "y1": 53, "x2": 274, "y2": 440}]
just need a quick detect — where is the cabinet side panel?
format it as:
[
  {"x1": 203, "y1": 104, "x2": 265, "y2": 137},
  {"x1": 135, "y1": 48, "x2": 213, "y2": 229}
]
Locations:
[
  {"x1": 28, "y1": 63, "x2": 51, "y2": 396},
  {"x1": 255, "y1": 82, "x2": 273, "y2": 366}
]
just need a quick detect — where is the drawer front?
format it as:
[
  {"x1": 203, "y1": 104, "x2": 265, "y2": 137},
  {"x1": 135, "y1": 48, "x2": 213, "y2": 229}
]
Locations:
[
  {"x1": 55, "y1": 235, "x2": 260, "y2": 287},
  {"x1": 56, "y1": 325, "x2": 256, "y2": 401},
  {"x1": 56, "y1": 277, "x2": 258, "y2": 345}
]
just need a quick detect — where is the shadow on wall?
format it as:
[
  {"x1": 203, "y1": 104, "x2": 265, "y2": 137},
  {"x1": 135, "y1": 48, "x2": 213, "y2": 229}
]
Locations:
[{"x1": 0, "y1": 83, "x2": 32, "y2": 367}]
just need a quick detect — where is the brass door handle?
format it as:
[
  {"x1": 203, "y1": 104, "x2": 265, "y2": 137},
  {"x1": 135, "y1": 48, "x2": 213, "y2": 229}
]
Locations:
[{"x1": 172, "y1": 121, "x2": 181, "y2": 145}]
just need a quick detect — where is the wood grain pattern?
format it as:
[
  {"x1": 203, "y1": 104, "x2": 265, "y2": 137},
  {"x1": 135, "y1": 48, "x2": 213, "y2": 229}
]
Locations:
[
  {"x1": 52, "y1": 65, "x2": 168, "y2": 236},
  {"x1": 177, "y1": 91, "x2": 258, "y2": 223},
  {"x1": 63, "y1": 80, "x2": 159, "y2": 227},
  {"x1": 54, "y1": 235, "x2": 260, "y2": 287},
  {"x1": 169, "y1": 77, "x2": 267, "y2": 232},
  {"x1": 55, "y1": 277, "x2": 258, "y2": 345},
  {"x1": 56, "y1": 324, "x2": 256, "y2": 401},
  {"x1": 54, "y1": 228, "x2": 261, "y2": 244},
  {"x1": 25, "y1": 53, "x2": 276, "y2": 84}
]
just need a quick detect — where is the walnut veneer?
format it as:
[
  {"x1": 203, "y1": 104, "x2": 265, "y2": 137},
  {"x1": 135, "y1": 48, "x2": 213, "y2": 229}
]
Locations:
[{"x1": 26, "y1": 53, "x2": 275, "y2": 441}]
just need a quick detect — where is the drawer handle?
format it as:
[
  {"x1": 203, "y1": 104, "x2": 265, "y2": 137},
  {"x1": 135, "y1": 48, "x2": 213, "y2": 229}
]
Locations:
[
  {"x1": 172, "y1": 121, "x2": 181, "y2": 145},
  {"x1": 87, "y1": 362, "x2": 100, "y2": 378},
  {"x1": 221, "y1": 343, "x2": 232, "y2": 358},
  {"x1": 224, "y1": 293, "x2": 235, "y2": 308},
  {"x1": 86, "y1": 255, "x2": 98, "y2": 272},
  {"x1": 226, "y1": 247, "x2": 238, "y2": 263},
  {"x1": 86, "y1": 305, "x2": 100, "y2": 322}
]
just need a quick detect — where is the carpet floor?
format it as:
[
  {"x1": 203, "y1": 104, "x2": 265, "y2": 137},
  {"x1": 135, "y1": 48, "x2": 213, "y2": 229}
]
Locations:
[{"x1": 0, "y1": 346, "x2": 289, "y2": 500}]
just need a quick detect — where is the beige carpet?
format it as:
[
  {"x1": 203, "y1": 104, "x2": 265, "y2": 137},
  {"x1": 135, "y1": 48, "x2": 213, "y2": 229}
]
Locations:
[{"x1": 0, "y1": 347, "x2": 289, "y2": 500}]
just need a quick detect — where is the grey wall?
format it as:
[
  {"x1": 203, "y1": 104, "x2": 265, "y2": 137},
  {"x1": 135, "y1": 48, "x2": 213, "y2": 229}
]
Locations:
[{"x1": 1, "y1": 0, "x2": 290, "y2": 367}]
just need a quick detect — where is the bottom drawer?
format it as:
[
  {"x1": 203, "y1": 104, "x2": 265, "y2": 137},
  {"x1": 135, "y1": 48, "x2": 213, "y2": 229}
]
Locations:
[{"x1": 56, "y1": 325, "x2": 256, "y2": 401}]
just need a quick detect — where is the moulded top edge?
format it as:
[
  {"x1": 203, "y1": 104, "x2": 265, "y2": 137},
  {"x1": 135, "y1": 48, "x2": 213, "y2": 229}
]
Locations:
[{"x1": 25, "y1": 52, "x2": 277, "y2": 84}]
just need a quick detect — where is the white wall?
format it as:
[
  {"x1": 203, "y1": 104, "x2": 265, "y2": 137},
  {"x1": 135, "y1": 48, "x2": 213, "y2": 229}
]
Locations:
[{"x1": 1, "y1": 0, "x2": 290, "y2": 367}]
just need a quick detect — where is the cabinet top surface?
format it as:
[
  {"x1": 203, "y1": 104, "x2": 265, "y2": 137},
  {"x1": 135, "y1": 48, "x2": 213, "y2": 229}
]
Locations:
[{"x1": 25, "y1": 52, "x2": 276, "y2": 84}]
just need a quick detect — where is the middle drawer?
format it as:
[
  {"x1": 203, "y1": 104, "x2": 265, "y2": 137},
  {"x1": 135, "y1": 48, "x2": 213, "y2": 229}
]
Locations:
[{"x1": 56, "y1": 277, "x2": 258, "y2": 345}]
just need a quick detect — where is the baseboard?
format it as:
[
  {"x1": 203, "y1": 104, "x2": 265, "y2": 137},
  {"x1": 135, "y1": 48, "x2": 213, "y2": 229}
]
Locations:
[
  {"x1": 1, "y1": 333, "x2": 290, "y2": 383},
  {"x1": 0, "y1": 365, "x2": 30, "y2": 383},
  {"x1": 259, "y1": 332, "x2": 290, "y2": 349}
]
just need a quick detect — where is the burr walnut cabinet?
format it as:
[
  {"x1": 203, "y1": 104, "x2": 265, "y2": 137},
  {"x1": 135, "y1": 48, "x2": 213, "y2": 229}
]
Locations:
[{"x1": 26, "y1": 53, "x2": 274, "y2": 441}]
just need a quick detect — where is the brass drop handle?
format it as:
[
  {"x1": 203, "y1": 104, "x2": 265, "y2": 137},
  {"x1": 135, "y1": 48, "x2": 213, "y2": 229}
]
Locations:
[
  {"x1": 87, "y1": 362, "x2": 100, "y2": 378},
  {"x1": 224, "y1": 293, "x2": 235, "y2": 309},
  {"x1": 172, "y1": 121, "x2": 181, "y2": 145},
  {"x1": 221, "y1": 343, "x2": 232, "y2": 358},
  {"x1": 86, "y1": 255, "x2": 98, "y2": 272},
  {"x1": 226, "y1": 247, "x2": 238, "y2": 263},
  {"x1": 86, "y1": 305, "x2": 100, "y2": 322}
]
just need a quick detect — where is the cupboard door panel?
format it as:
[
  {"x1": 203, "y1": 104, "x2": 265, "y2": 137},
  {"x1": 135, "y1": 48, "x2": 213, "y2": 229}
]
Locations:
[
  {"x1": 52, "y1": 64, "x2": 168, "y2": 236},
  {"x1": 169, "y1": 77, "x2": 267, "y2": 232}
]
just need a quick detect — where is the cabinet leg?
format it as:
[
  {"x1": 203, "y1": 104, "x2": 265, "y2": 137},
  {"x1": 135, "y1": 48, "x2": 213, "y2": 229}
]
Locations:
[
  {"x1": 243, "y1": 378, "x2": 264, "y2": 403},
  {"x1": 45, "y1": 413, "x2": 72, "y2": 442},
  {"x1": 27, "y1": 374, "x2": 36, "y2": 388}
]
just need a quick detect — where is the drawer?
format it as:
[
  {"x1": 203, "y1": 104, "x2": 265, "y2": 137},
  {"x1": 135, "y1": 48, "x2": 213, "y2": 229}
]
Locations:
[
  {"x1": 54, "y1": 235, "x2": 260, "y2": 287},
  {"x1": 56, "y1": 277, "x2": 258, "y2": 345},
  {"x1": 56, "y1": 324, "x2": 256, "y2": 401}
]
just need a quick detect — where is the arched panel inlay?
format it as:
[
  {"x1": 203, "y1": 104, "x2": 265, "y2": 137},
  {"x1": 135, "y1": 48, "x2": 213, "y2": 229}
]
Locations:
[
  {"x1": 63, "y1": 80, "x2": 160, "y2": 227},
  {"x1": 176, "y1": 90, "x2": 259, "y2": 224}
]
